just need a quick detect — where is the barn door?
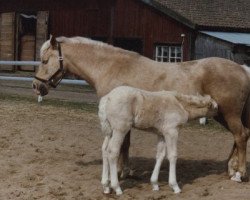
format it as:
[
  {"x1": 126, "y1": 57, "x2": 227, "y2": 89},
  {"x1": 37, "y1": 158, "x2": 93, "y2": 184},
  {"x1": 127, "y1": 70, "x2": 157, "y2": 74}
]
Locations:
[
  {"x1": 0, "y1": 12, "x2": 15, "y2": 71},
  {"x1": 18, "y1": 12, "x2": 37, "y2": 71},
  {"x1": 36, "y1": 11, "x2": 49, "y2": 61}
]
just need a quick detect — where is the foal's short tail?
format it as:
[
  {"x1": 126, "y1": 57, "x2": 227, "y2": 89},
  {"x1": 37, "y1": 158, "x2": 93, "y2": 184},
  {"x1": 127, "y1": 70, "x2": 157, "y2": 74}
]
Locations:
[{"x1": 98, "y1": 97, "x2": 112, "y2": 136}]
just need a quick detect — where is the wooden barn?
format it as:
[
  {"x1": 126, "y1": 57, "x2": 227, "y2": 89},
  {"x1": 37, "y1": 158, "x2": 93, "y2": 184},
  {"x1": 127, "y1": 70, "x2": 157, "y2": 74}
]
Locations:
[
  {"x1": 156, "y1": 0, "x2": 250, "y2": 65},
  {"x1": 0, "y1": 0, "x2": 195, "y2": 71},
  {"x1": 0, "y1": 0, "x2": 249, "y2": 72}
]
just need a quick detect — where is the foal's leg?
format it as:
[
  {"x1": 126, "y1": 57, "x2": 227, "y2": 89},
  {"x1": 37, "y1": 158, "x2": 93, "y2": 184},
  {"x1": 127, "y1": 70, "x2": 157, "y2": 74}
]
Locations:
[
  {"x1": 151, "y1": 135, "x2": 166, "y2": 191},
  {"x1": 118, "y1": 131, "x2": 130, "y2": 178},
  {"x1": 163, "y1": 128, "x2": 181, "y2": 193},
  {"x1": 101, "y1": 136, "x2": 111, "y2": 194},
  {"x1": 108, "y1": 130, "x2": 127, "y2": 195},
  {"x1": 225, "y1": 115, "x2": 249, "y2": 182}
]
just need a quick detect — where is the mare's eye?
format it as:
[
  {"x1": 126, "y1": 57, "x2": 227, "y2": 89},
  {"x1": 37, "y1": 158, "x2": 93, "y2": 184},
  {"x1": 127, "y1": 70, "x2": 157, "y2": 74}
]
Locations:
[{"x1": 42, "y1": 60, "x2": 48, "y2": 64}]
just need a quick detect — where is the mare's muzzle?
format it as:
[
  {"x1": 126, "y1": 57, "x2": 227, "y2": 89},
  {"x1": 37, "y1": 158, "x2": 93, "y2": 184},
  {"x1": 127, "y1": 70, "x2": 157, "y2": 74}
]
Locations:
[{"x1": 39, "y1": 83, "x2": 49, "y2": 96}]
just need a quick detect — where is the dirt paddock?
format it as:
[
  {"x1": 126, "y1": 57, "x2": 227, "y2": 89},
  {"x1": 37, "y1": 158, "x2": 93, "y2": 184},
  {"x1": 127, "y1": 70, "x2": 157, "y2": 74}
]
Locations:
[{"x1": 0, "y1": 81, "x2": 250, "y2": 200}]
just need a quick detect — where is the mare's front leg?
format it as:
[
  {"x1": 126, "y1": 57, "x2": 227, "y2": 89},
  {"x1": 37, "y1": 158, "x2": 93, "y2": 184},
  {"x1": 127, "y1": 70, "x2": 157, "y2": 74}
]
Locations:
[
  {"x1": 118, "y1": 131, "x2": 131, "y2": 178},
  {"x1": 164, "y1": 128, "x2": 181, "y2": 193},
  {"x1": 150, "y1": 135, "x2": 166, "y2": 191},
  {"x1": 108, "y1": 130, "x2": 127, "y2": 195},
  {"x1": 101, "y1": 136, "x2": 111, "y2": 194}
]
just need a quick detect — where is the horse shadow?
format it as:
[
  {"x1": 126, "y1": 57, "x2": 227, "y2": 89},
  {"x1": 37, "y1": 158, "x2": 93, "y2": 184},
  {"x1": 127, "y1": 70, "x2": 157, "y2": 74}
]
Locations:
[{"x1": 77, "y1": 157, "x2": 250, "y2": 190}]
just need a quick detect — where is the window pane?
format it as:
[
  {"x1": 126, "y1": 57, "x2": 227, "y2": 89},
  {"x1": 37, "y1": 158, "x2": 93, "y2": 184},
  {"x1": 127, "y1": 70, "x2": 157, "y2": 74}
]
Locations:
[
  {"x1": 155, "y1": 45, "x2": 182, "y2": 63},
  {"x1": 176, "y1": 47, "x2": 182, "y2": 58},
  {"x1": 163, "y1": 47, "x2": 169, "y2": 57},
  {"x1": 157, "y1": 47, "x2": 162, "y2": 57},
  {"x1": 156, "y1": 57, "x2": 162, "y2": 62},
  {"x1": 170, "y1": 58, "x2": 175, "y2": 62},
  {"x1": 170, "y1": 47, "x2": 176, "y2": 57},
  {"x1": 163, "y1": 57, "x2": 169, "y2": 62}
]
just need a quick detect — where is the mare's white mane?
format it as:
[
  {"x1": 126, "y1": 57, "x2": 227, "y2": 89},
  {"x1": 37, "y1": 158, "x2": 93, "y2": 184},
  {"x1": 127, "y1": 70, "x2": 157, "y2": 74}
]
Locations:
[{"x1": 40, "y1": 36, "x2": 129, "y2": 58}]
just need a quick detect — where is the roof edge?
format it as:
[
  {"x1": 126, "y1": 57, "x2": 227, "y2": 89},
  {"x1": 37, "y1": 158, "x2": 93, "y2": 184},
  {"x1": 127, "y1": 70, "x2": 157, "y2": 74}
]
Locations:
[
  {"x1": 199, "y1": 31, "x2": 250, "y2": 47},
  {"x1": 139, "y1": 0, "x2": 196, "y2": 29},
  {"x1": 197, "y1": 25, "x2": 250, "y2": 33}
]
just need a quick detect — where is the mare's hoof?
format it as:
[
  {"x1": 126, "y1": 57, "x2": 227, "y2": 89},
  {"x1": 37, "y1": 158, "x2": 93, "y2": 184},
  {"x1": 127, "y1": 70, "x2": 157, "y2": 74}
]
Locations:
[
  {"x1": 120, "y1": 168, "x2": 131, "y2": 179},
  {"x1": 231, "y1": 172, "x2": 242, "y2": 182},
  {"x1": 230, "y1": 171, "x2": 249, "y2": 182}
]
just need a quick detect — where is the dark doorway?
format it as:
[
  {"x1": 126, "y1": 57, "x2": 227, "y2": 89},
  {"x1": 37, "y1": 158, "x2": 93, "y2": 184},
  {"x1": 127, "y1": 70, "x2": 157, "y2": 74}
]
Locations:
[
  {"x1": 114, "y1": 38, "x2": 143, "y2": 54},
  {"x1": 16, "y1": 12, "x2": 37, "y2": 71}
]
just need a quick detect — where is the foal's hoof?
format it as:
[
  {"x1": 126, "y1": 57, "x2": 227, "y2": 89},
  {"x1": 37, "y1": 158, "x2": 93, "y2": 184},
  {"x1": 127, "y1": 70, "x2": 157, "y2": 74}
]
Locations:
[
  {"x1": 173, "y1": 187, "x2": 181, "y2": 194},
  {"x1": 152, "y1": 184, "x2": 159, "y2": 191},
  {"x1": 103, "y1": 186, "x2": 111, "y2": 194},
  {"x1": 170, "y1": 184, "x2": 181, "y2": 194},
  {"x1": 115, "y1": 188, "x2": 123, "y2": 195}
]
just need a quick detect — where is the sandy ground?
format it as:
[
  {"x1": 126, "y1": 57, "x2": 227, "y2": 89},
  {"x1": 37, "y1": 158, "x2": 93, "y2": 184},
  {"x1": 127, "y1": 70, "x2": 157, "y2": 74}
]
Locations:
[{"x1": 0, "y1": 80, "x2": 250, "y2": 200}]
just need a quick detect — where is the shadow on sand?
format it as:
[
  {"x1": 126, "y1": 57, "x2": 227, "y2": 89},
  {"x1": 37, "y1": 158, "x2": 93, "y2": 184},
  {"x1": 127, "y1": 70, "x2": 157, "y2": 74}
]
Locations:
[{"x1": 76, "y1": 157, "x2": 250, "y2": 190}]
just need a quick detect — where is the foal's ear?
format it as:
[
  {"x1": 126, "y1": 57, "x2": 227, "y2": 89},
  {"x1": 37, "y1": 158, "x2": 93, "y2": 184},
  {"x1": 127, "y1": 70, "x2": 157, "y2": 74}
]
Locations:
[{"x1": 50, "y1": 35, "x2": 57, "y2": 49}]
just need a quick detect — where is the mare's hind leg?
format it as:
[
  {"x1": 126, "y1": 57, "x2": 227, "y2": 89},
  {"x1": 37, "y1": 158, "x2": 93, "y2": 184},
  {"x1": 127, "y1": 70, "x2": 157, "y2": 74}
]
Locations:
[
  {"x1": 225, "y1": 115, "x2": 249, "y2": 181},
  {"x1": 118, "y1": 131, "x2": 130, "y2": 178},
  {"x1": 227, "y1": 143, "x2": 239, "y2": 177}
]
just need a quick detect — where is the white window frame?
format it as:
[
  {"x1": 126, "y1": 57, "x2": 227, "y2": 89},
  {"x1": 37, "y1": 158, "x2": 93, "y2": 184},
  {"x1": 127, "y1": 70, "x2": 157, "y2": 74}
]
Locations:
[{"x1": 155, "y1": 45, "x2": 183, "y2": 62}]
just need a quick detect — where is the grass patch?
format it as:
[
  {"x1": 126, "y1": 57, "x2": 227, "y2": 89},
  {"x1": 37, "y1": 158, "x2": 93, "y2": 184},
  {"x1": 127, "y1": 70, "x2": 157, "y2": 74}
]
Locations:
[{"x1": 0, "y1": 93, "x2": 98, "y2": 113}]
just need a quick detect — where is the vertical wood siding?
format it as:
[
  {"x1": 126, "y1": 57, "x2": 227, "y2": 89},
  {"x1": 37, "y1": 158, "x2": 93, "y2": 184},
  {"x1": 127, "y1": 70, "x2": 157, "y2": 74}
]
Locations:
[
  {"x1": 114, "y1": 0, "x2": 192, "y2": 59},
  {"x1": 0, "y1": 12, "x2": 15, "y2": 70}
]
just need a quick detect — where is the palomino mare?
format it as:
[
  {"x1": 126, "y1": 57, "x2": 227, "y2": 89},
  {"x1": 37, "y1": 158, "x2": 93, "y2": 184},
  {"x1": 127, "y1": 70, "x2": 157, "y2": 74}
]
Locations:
[{"x1": 33, "y1": 36, "x2": 250, "y2": 182}]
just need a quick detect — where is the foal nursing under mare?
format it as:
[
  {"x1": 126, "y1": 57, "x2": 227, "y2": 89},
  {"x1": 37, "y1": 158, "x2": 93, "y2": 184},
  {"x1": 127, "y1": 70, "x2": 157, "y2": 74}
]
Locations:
[
  {"x1": 99, "y1": 86, "x2": 218, "y2": 194},
  {"x1": 33, "y1": 36, "x2": 250, "y2": 184}
]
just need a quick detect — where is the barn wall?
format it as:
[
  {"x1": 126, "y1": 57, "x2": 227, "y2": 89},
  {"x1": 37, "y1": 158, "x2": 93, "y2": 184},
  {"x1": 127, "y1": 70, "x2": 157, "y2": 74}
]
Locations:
[
  {"x1": 114, "y1": 0, "x2": 192, "y2": 60},
  {"x1": 49, "y1": 7, "x2": 111, "y2": 37},
  {"x1": 195, "y1": 34, "x2": 234, "y2": 60},
  {"x1": 195, "y1": 33, "x2": 250, "y2": 66},
  {"x1": 0, "y1": 0, "x2": 193, "y2": 63},
  {"x1": 0, "y1": 12, "x2": 15, "y2": 70},
  {"x1": 36, "y1": 11, "x2": 49, "y2": 60}
]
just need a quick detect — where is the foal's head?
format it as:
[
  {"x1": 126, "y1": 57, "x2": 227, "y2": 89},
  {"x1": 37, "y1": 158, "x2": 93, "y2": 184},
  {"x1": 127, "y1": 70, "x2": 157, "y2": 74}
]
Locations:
[
  {"x1": 32, "y1": 35, "x2": 66, "y2": 96},
  {"x1": 176, "y1": 93, "x2": 218, "y2": 119}
]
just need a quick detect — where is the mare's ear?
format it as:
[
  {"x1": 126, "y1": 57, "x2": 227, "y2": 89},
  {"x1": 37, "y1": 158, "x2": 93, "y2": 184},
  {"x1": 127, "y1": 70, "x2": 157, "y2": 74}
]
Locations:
[{"x1": 50, "y1": 35, "x2": 57, "y2": 49}]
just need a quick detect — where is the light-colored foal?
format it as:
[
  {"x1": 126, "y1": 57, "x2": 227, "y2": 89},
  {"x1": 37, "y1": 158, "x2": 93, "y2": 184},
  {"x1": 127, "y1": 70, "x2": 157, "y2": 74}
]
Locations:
[{"x1": 99, "y1": 86, "x2": 217, "y2": 195}]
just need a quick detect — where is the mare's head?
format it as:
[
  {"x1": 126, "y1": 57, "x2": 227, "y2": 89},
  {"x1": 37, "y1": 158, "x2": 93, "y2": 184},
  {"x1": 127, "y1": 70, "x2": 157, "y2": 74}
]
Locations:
[{"x1": 32, "y1": 35, "x2": 66, "y2": 96}]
